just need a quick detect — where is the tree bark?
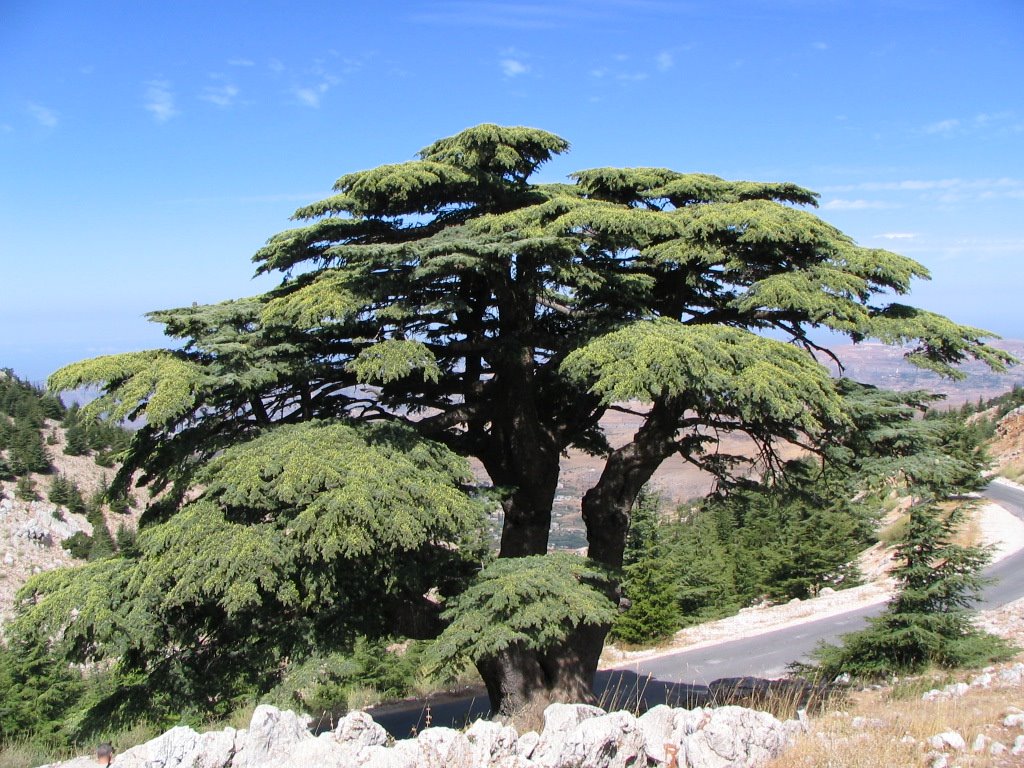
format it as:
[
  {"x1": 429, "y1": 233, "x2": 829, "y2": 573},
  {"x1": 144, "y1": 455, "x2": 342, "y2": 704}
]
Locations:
[{"x1": 476, "y1": 398, "x2": 684, "y2": 721}]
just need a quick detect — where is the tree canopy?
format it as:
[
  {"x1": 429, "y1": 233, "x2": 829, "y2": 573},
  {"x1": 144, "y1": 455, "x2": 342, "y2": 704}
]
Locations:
[{"x1": 32, "y1": 124, "x2": 1014, "y2": 722}]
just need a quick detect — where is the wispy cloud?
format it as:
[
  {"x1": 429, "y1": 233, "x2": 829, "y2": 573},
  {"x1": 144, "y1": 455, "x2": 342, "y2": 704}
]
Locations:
[
  {"x1": 922, "y1": 111, "x2": 1023, "y2": 137},
  {"x1": 655, "y1": 51, "x2": 674, "y2": 71},
  {"x1": 411, "y1": 0, "x2": 687, "y2": 29},
  {"x1": 144, "y1": 80, "x2": 179, "y2": 123},
  {"x1": 812, "y1": 41, "x2": 828, "y2": 51},
  {"x1": 293, "y1": 85, "x2": 327, "y2": 108},
  {"x1": 500, "y1": 57, "x2": 529, "y2": 77},
  {"x1": 825, "y1": 178, "x2": 1023, "y2": 196},
  {"x1": 875, "y1": 232, "x2": 918, "y2": 240},
  {"x1": 228, "y1": 58, "x2": 256, "y2": 67},
  {"x1": 822, "y1": 199, "x2": 893, "y2": 210},
  {"x1": 924, "y1": 118, "x2": 960, "y2": 135},
  {"x1": 821, "y1": 177, "x2": 1024, "y2": 209},
  {"x1": 27, "y1": 102, "x2": 58, "y2": 128},
  {"x1": 201, "y1": 80, "x2": 240, "y2": 108}
]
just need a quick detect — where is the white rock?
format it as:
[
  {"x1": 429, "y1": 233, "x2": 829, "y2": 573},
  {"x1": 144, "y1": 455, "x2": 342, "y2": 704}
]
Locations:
[
  {"x1": 970, "y1": 671, "x2": 994, "y2": 688},
  {"x1": 946, "y1": 682, "x2": 969, "y2": 697},
  {"x1": 113, "y1": 725, "x2": 237, "y2": 768},
  {"x1": 928, "y1": 731, "x2": 966, "y2": 751},
  {"x1": 1003, "y1": 713, "x2": 1024, "y2": 729},
  {"x1": 989, "y1": 740, "x2": 1006, "y2": 755},
  {"x1": 998, "y1": 663, "x2": 1024, "y2": 685},
  {"x1": 1013, "y1": 735, "x2": 1024, "y2": 755},
  {"x1": 516, "y1": 730, "x2": 541, "y2": 760},
  {"x1": 679, "y1": 706, "x2": 792, "y2": 768},
  {"x1": 465, "y1": 718, "x2": 520, "y2": 766},
  {"x1": 333, "y1": 709, "x2": 388, "y2": 748},
  {"x1": 926, "y1": 752, "x2": 948, "y2": 768},
  {"x1": 534, "y1": 710, "x2": 646, "y2": 768},
  {"x1": 531, "y1": 703, "x2": 604, "y2": 765},
  {"x1": 972, "y1": 733, "x2": 990, "y2": 752},
  {"x1": 413, "y1": 727, "x2": 475, "y2": 768},
  {"x1": 234, "y1": 705, "x2": 313, "y2": 768},
  {"x1": 637, "y1": 705, "x2": 676, "y2": 763}
]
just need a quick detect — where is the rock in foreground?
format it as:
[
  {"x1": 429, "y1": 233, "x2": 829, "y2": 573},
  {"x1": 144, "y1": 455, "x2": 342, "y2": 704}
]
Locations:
[{"x1": 40, "y1": 701, "x2": 800, "y2": 768}]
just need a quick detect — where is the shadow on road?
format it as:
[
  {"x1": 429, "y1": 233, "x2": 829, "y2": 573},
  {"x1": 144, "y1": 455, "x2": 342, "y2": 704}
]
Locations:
[{"x1": 367, "y1": 670, "x2": 711, "y2": 737}]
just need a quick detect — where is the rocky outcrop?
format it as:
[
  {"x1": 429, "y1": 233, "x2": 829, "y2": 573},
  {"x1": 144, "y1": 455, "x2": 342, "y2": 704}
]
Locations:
[{"x1": 39, "y1": 701, "x2": 799, "y2": 768}]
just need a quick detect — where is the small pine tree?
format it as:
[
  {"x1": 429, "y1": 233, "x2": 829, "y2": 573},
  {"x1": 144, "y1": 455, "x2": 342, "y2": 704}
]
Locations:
[
  {"x1": 612, "y1": 488, "x2": 681, "y2": 644},
  {"x1": 63, "y1": 422, "x2": 89, "y2": 456},
  {"x1": 86, "y1": 507, "x2": 116, "y2": 560},
  {"x1": 61, "y1": 531, "x2": 93, "y2": 560},
  {"x1": 15, "y1": 475, "x2": 39, "y2": 502},
  {"x1": 9, "y1": 421, "x2": 49, "y2": 475},
  {"x1": 48, "y1": 474, "x2": 71, "y2": 506},
  {"x1": 65, "y1": 482, "x2": 86, "y2": 515},
  {"x1": 115, "y1": 523, "x2": 139, "y2": 557},
  {"x1": 805, "y1": 502, "x2": 1014, "y2": 680},
  {"x1": 0, "y1": 632, "x2": 83, "y2": 742}
]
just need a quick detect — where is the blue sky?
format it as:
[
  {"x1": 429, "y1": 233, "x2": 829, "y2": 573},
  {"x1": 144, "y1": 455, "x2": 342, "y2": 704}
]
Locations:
[{"x1": 2, "y1": 0, "x2": 1022, "y2": 382}]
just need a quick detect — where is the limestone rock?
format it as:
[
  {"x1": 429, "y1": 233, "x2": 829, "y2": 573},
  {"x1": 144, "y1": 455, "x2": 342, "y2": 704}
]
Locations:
[
  {"x1": 465, "y1": 718, "x2": 521, "y2": 766},
  {"x1": 114, "y1": 725, "x2": 237, "y2": 768},
  {"x1": 233, "y1": 705, "x2": 313, "y2": 768},
  {"x1": 928, "y1": 731, "x2": 966, "y2": 751},
  {"x1": 678, "y1": 705, "x2": 793, "y2": 768}
]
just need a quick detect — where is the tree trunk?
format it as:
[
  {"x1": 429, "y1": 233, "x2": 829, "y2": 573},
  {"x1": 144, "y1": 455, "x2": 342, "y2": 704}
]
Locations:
[
  {"x1": 476, "y1": 633, "x2": 604, "y2": 732},
  {"x1": 477, "y1": 399, "x2": 684, "y2": 723}
]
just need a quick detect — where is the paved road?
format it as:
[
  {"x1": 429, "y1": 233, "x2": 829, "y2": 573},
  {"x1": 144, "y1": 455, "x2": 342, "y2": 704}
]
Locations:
[{"x1": 370, "y1": 482, "x2": 1024, "y2": 735}]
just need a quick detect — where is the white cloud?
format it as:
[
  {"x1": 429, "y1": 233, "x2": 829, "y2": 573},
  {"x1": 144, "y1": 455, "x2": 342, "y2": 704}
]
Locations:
[
  {"x1": 822, "y1": 199, "x2": 892, "y2": 210},
  {"x1": 500, "y1": 58, "x2": 529, "y2": 77},
  {"x1": 144, "y1": 80, "x2": 179, "y2": 123},
  {"x1": 27, "y1": 102, "x2": 58, "y2": 128},
  {"x1": 293, "y1": 87, "x2": 321, "y2": 107},
  {"x1": 876, "y1": 233, "x2": 917, "y2": 240},
  {"x1": 201, "y1": 82, "x2": 240, "y2": 108},
  {"x1": 924, "y1": 118, "x2": 960, "y2": 135},
  {"x1": 812, "y1": 41, "x2": 828, "y2": 50},
  {"x1": 268, "y1": 58, "x2": 285, "y2": 73},
  {"x1": 823, "y1": 178, "x2": 1023, "y2": 199},
  {"x1": 228, "y1": 58, "x2": 256, "y2": 67},
  {"x1": 0, "y1": 123, "x2": 14, "y2": 133},
  {"x1": 655, "y1": 51, "x2": 674, "y2": 71}
]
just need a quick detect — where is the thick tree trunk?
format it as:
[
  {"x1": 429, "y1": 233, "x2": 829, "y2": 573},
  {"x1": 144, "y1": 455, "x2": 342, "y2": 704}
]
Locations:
[
  {"x1": 476, "y1": 634, "x2": 604, "y2": 732},
  {"x1": 477, "y1": 399, "x2": 684, "y2": 723}
]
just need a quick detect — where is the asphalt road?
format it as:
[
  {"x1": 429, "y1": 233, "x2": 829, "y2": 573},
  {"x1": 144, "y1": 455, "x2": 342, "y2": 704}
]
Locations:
[{"x1": 369, "y1": 481, "x2": 1024, "y2": 735}]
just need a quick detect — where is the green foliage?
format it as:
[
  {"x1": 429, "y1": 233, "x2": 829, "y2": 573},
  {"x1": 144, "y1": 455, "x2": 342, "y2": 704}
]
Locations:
[
  {"x1": 49, "y1": 351, "x2": 203, "y2": 427},
  {"x1": 429, "y1": 553, "x2": 617, "y2": 679},
  {"x1": 561, "y1": 320, "x2": 846, "y2": 439},
  {"x1": 32, "y1": 125, "x2": 1014, "y2": 724},
  {"x1": 0, "y1": 370, "x2": 65, "y2": 426},
  {"x1": 60, "y1": 532, "x2": 92, "y2": 560},
  {"x1": 269, "y1": 639, "x2": 427, "y2": 716},
  {"x1": 0, "y1": 631, "x2": 83, "y2": 744},
  {"x1": 805, "y1": 503, "x2": 1015, "y2": 680},
  {"x1": 14, "y1": 476, "x2": 39, "y2": 502},
  {"x1": 11, "y1": 420, "x2": 487, "y2": 727},
  {"x1": 612, "y1": 488, "x2": 681, "y2": 644},
  {"x1": 7, "y1": 421, "x2": 49, "y2": 475}
]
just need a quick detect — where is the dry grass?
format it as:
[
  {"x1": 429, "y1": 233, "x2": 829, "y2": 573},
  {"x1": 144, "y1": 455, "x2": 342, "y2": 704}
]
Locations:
[
  {"x1": 769, "y1": 664, "x2": 1024, "y2": 768},
  {"x1": 1000, "y1": 461, "x2": 1024, "y2": 484}
]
